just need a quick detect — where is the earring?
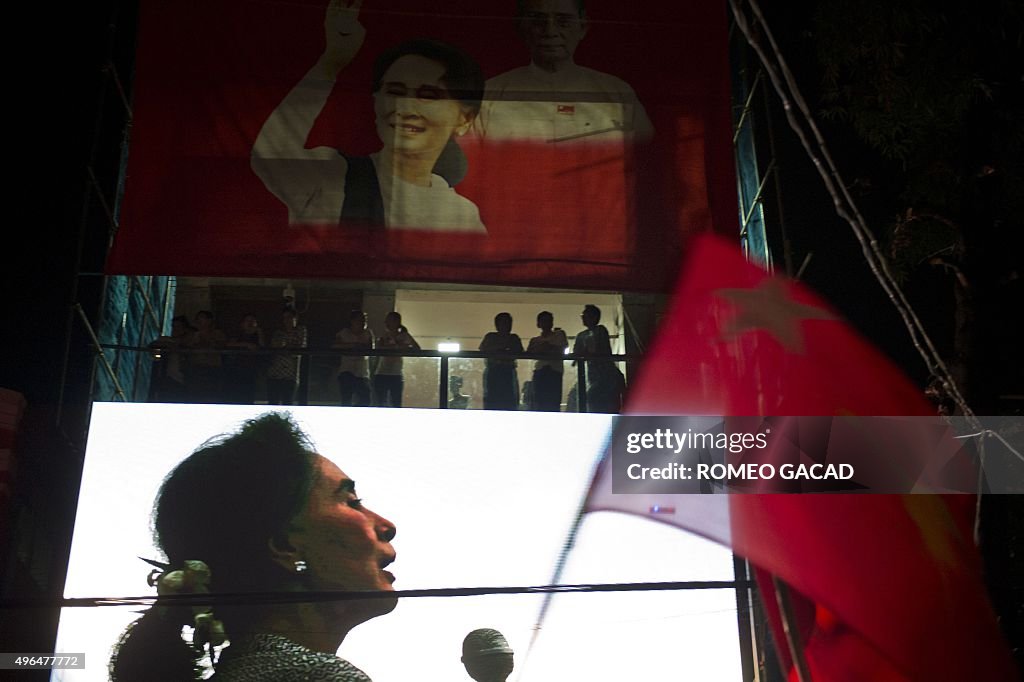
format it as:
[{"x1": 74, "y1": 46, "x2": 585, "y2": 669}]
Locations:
[{"x1": 294, "y1": 560, "x2": 308, "y2": 573}]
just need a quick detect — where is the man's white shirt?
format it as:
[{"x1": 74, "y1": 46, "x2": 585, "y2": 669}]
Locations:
[{"x1": 474, "y1": 62, "x2": 653, "y2": 143}]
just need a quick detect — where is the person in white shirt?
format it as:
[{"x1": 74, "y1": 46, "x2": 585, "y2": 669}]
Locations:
[
  {"x1": 334, "y1": 309, "x2": 374, "y2": 406},
  {"x1": 251, "y1": 0, "x2": 486, "y2": 232},
  {"x1": 474, "y1": 0, "x2": 653, "y2": 144}
]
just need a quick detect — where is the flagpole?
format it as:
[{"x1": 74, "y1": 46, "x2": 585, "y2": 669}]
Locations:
[
  {"x1": 733, "y1": 557, "x2": 761, "y2": 682},
  {"x1": 512, "y1": 508, "x2": 585, "y2": 682},
  {"x1": 514, "y1": 444, "x2": 611, "y2": 681},
  {"x1": 771, "y1": 575, "x2": 813, "y2": 682}
]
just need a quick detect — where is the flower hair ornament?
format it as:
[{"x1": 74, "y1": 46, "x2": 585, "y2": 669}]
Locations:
[{"x1": 141, "y1": 557, "x2": 227, "y2": 660}]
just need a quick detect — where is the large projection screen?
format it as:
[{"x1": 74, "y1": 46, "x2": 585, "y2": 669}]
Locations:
[{"x1": 55, "y1": 403, "x2": 741, "y2": 680}]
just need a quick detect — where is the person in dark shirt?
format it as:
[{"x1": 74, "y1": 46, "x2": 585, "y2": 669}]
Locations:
[
  {"x1": 224, "y1": 314, "x2": 266, "y2": 404},
  {"x1": 572, "y1": 304, "x2": 624, "y2": 412},
  {"x1": 526, "y1": 310, "x2": 568, "y2": 411},
  {"x1": 479, "y1": 312, "x2": 524, "y2": 410}
]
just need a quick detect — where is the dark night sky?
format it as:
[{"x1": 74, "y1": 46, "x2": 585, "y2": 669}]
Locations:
[
  {"x1": 7, "y1": 1, "x2": 130, "y2": 406},
  {"x1": 747, "y1": 0, "x2": 1023, "y2": 401},
  {"x1": 729, "y1": 2, "x2": 929, "y2": 378}
]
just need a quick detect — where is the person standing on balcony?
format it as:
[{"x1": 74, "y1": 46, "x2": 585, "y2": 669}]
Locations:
[
  {"x1": 479, "y1": 312, "x2": 524, "y2": 410},
  {"x1": 572, "y1": 304, "x2": 623, "y2": 412},
  {"x1": 374, "y1": 312, "x2": 420, "y2": 407},
  {"x1": 267, "y1": 306, "x2": 308, "y2": 405},
  {"x1": 335, "y1": 309, "x2": 374, "y2": 406},
  {"x1": 527, "y1": 310, "x2": 568, "y2": 411}
]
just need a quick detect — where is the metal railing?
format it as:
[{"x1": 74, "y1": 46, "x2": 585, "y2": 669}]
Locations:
[{"x1": 97, "y1": 344, "x2": 635, "y2": 413}]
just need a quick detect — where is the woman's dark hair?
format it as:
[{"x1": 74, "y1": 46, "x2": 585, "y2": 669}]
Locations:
[
  {"x1": 516, "y1": 0, "x2": 585, "y2": 15},
  {"x1": 371, "y1": 38, "x2": 485, "y2": 116},
  {"x1": 110, "y1": 413, "x2": 319, "y2": 681}
]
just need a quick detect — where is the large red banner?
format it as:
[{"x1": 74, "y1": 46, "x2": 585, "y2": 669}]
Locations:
[{"x1": 109, "y1": 0, "x2": 737, "y2": 290}]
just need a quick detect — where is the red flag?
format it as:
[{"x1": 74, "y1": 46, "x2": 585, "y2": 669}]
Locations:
[{"x1": 619, "y1": 234, "x2": 1016, "y2": 680}]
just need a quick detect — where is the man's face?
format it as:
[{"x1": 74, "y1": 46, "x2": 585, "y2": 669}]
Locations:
[{"x1": 516, "y1": 0, "x2": 587, "y2": 71}]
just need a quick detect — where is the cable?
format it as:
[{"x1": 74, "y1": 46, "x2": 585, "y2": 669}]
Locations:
[{"x1": 0, "y1": 580, "x2": 754, "y2": 611}]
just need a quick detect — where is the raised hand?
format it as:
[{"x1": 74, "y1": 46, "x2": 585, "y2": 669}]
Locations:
[{"x1": 322, "y1": 0, "x2": 366, "y2": 77}]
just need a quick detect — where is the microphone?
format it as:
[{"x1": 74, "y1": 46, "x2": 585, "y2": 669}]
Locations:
[{"x1": 461, "y1": 628, "x2": 514, "y2": 682}]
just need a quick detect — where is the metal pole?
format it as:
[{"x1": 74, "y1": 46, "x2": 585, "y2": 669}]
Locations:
[
  {"x1": 75, "y1": 304, "x2": 127, "y2": 402},
  {"x1": 739, "y1": 160, "x2": 775, "y2": 239},
  {"x1": 55, "y1": 2, "x2": 124, "y2": 437},
  {"x1": 732, "y1": 70, "x2": 763, "y2": 145},
  {"x1": 439, "y1": 355, "x2": 449, "y2": 409},
  {"x1": 132, "y1": 275, "x2": 163, "y2": 332},
  {"x1": 113, "y1": 278, "x2": 133, "y2": 380},
  {"x1": 160, "y1": 276, "x2": 174, "y2": 334},
  {"x1": 733, "y1": 557, "x2": 760, "y2": 681},
  {"x1": 760, "y1": 71, "x2": 793, "y2": 277},
  {"x1": 298, "y1": 354, "x2": 309, "y2": 406},
  {"x1": 772, "y1": 575, "x2": 812, "y2": 682},
  {"x1": 576, "y1": 361, "x2": 588, "y2": 412}
]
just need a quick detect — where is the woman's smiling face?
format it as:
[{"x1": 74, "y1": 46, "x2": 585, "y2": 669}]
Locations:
[{"x1": 374, "y1": 54, "x2": 472, "y2": 160}]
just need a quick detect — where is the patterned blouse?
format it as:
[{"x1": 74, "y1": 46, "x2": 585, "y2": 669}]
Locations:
[
  {"x1": 211, "y1": 633, "x2": 372, "y2": 681},
  {"x1": 267, "y1": 326, "x2": 308, "y2": 381}
]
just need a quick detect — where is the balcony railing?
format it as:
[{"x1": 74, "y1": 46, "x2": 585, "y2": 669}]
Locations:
[{"x1": 97, "y1": 344, "x2": 635, "y2": 413}]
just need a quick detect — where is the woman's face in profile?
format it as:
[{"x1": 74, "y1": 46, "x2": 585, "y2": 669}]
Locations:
[
  {"x1": 374, "y1": 55, "x2": 473, "y2": 161},
  {"x1": 288, "y1": 456, "x2": 398, "y2": 613}
]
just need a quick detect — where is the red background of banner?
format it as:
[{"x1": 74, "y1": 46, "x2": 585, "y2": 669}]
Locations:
[{"x1": 109, "y1": 0, "x2": 737, "y2": 290}]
